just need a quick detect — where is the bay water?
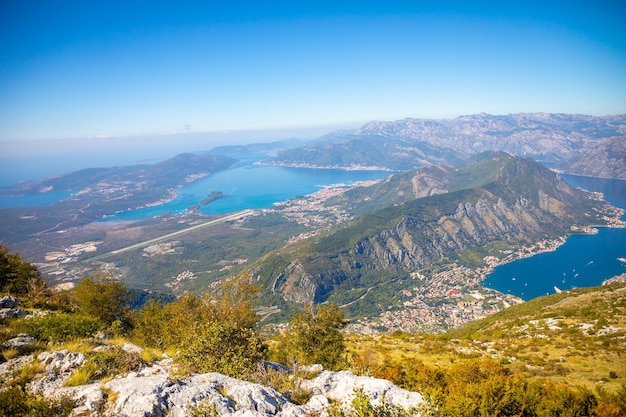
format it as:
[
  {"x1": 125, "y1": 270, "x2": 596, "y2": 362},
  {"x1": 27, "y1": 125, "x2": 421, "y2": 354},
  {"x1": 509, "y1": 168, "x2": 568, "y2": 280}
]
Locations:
[
  {"x1": 100, "y1": 155, "x2": 393, "y2": 220},
  {"x1": 0, "y1": 153, "x2": 393, "y2": 212},
  {"x1": 483, "y1": 174, "x2": 626, "y2": 299}
]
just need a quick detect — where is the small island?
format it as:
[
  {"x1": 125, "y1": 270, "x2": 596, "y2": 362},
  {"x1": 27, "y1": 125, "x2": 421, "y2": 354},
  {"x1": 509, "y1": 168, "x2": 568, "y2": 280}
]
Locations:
[{"x1": 200, "y1": 191, "x2": 227, "y2": 206}]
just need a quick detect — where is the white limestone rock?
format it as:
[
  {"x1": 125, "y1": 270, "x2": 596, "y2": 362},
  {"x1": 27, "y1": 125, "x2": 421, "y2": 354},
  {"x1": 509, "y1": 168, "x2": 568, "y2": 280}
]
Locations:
[
  {"x1": 2, "y1": 333, "x2": 35, "y2": 348},
  {"x1": 304, "y1": 370, "x2": 426, "y2": 411},
  {"x1": 0, "y1": 295, "x2": 20, "y2": 309},
  {"x1": 2, "y1": 348, "x2": 426, "y2": 417}
]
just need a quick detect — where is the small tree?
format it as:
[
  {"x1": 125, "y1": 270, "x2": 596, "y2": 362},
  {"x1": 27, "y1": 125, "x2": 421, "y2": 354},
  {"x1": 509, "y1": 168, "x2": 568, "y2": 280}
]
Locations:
[
  {"x1": 177, "y1": 321, "x2": 267, "y2": 378},
  {"x1": 71, "y1": 274, "x2": 131, "y2": 326},
  {"x1": 0, "y1": 244, "x2": 47, "y2": 298},
  {"x1": 285, "y1": 304, "x2": 348, "y2": 370},
  {"x1": 133, "y1": 299, "x2": 168, "y2": 349},
  {"x1": 208, "y1": 274, "x2": 260, "y2": 329}
]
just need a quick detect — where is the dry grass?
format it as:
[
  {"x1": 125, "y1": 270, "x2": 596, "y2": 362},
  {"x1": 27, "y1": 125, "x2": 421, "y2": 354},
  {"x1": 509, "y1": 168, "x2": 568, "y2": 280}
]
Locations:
[
  {"x1": 1, "y1": 347, "x2": 20, "y2": 361},
  {"x1": 345, "y1": 284, "x2": 626, "y2": 394}
]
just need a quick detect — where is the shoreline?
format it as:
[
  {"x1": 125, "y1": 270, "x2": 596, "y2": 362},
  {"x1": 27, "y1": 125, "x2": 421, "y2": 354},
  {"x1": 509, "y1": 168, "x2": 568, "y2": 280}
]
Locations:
[
  {"x1": 478, "y1": 194, "x2": 626, "y2": 291},
  {"x1": 477, "y1": 235, "x2": 568, "y2": 284},
  {"x1": 254, "y1": 160, "x2": 396, "y2": 172}
]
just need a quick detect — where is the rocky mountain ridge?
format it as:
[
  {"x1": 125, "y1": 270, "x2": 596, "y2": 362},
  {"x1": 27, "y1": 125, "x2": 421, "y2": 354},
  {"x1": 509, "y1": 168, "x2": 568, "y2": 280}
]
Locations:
[
  {"x1": 262, "y1": 134, "x2": 465, "y2": 171},
  {"x1": 558, "y1": 135, "x2": 626, "y2": 179},
  {"x1": 357, "y1": 112, "x2": 626, "y2": 163}
]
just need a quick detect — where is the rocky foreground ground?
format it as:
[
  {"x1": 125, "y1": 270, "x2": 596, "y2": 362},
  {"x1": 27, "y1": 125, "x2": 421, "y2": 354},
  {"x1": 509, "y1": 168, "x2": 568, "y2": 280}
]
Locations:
[{"x1": 0, "y1": 340, "x2": 426, "y2": 417}]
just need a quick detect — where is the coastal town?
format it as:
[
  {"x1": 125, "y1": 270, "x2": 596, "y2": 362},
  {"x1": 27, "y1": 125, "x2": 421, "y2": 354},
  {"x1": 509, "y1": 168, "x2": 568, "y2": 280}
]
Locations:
[{"x1": 268, "y1": 180, "x2": 380, "y2": 242}]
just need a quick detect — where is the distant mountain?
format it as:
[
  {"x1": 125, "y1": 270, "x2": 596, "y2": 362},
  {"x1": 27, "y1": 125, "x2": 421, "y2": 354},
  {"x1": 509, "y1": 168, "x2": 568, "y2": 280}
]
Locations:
[
  {"x1": 209, "y1": 138, "x2": 306, "y2": 157},
  {"x1": 262, "y1": 134, "x2": 466, "y2": 171},
  {"x1": 356, "y1": 113, "x2": 626, "y2": 164},
  {"x1": 250, "y1": 152, "x2": 616, "y2": 317},
  {"x1": 557, "y1": 136, "x2": 626, "y2": 180},
  {"x1": 257, "y1": 113, "x2": 626, "y2": 176},
  {"x1": 1, "y1": 153, "x2": 236, "y2": 195}
]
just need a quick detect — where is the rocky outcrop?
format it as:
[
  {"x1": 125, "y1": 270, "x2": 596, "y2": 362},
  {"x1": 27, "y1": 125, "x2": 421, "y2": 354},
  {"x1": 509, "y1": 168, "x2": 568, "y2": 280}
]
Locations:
[
  {"x1": 0, "y1": 295, "x2": 28, "y2": 319},
  {"x1": 2, "y1": 334, "x2": 36, "y2": 349},
  {"x1": 303, "y1": 370, "x2": 425, "y2": 411},
  {"x1": 0, "y1": 296, "x2": 20, "y2": 308},
  {"x1": 1, "y1": 351, "x2": 426, "y2": 416}
]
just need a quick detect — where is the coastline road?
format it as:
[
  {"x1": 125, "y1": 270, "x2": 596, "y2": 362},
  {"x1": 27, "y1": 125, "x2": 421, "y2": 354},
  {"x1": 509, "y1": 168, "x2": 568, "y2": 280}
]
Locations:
[{"x1": 88, "y1": 209, "x2": 255, "y2": 260}]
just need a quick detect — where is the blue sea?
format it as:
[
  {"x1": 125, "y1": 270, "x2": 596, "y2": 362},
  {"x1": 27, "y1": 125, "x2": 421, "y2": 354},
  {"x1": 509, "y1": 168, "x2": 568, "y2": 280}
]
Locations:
[
  {"x1": 483, "y1": 174, "x2": 626, "y2": 299},
  {"x1": 0, "y1": 153, "x2": 392, "y2": 214},
  {"x1": 99, "y1": 155, "x2": 393, "y2": 220}
]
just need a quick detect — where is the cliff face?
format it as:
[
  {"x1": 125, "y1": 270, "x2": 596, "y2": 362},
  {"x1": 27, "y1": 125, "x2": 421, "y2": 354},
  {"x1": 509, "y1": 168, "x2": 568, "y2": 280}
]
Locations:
[
  {"x1": 558, "y1": 136, "x2": 626, "y2": 180},
  {"x1": 254, "y1": 152, "x2": 613, "y2": 307}
]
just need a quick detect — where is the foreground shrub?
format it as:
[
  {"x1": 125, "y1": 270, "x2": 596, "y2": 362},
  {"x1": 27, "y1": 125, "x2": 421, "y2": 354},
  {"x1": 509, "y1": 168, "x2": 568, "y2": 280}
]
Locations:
[
  {"x1": 384, "y1": 358, "x2": 611, "y2": 417},
  {"x1": 0, "y1": 245, "x2": 47, "y2": 299},
  {"x1": 177, "y1": 322, "x2": 267, "y2": 378},
  {"x1": 70, "y1": 276, "x2": 131, "y2": 326},
  {"x1": 133, "y1": 275, "x2": 267, "y2": 379},
  {"x1": 13, "y1": 313, "x2": 102, "y2": 343},
  {"x1": 0, "y1": 386, "x2": 75, "y2": 417},
  {"x1": 327, "y1": 388, "x2": 424, "y2": 417},
  {"x1": 281, "y1": 304, "x2": 348, "y2": 371}
]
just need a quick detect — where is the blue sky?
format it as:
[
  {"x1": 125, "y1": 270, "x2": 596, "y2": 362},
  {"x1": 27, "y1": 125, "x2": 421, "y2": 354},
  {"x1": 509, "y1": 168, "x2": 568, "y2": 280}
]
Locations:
[{"x1": 1, "y1": 0, "x2": 625, "y2": 142}]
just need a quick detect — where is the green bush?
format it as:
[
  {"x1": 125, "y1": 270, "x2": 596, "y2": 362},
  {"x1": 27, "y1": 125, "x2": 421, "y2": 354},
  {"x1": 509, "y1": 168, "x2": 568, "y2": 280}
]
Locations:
[
  {"x1": 395, "y1": 358, "x2": 608, "y2": 417},
  {"x1": 71, "y1": 276, "x2": 131, "y2": 325},
  {"x1": 282, "y1": 304, "x2": 348, "y2": 371},
  {"x1": 326, "y1": 388, "x2": 423, "y2": 417},
  {"x1": 177, "y1": 322, "x2": 267, "y2": 378},
  {"x1": 13, "y1": 313, "x2": 102, "y2": 343},
  {"x1": 0, "y1": 386, "x2": 75, "y2": 417},
  {"x1": 0, "y1": 245, "x2": 47, "y2": 298}
]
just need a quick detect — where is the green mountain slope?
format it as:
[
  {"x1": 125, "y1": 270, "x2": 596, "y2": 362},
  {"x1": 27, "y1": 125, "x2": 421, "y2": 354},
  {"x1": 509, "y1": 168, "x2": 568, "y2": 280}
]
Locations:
[
  {"x1": 250, "y1": 152, "x2": 617, "y2": 320},
  {"x1": 345, "y1": 282, "x2": 626, "y2": 403}
]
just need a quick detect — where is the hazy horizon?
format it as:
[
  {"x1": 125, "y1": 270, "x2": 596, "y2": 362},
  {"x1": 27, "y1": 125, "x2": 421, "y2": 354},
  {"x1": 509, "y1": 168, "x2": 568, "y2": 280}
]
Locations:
[{"x1": 0, "y1": 123, "x2": 357, "y2": 186}]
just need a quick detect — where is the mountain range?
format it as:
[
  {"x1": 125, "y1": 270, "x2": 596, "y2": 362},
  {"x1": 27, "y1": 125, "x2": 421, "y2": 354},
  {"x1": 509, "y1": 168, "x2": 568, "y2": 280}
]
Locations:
[{"x1": 266, "y1": 113, "x2": 626, "y2": 179}]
